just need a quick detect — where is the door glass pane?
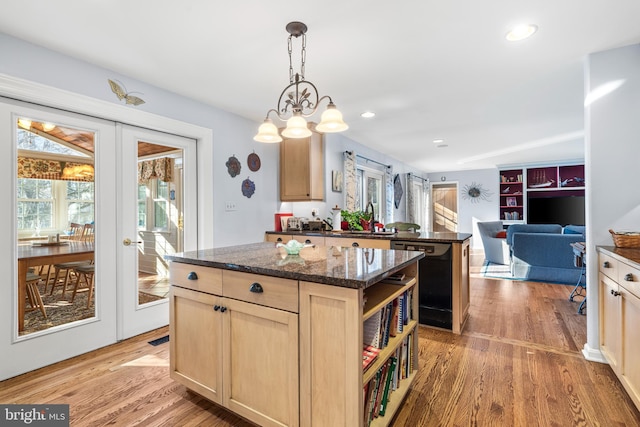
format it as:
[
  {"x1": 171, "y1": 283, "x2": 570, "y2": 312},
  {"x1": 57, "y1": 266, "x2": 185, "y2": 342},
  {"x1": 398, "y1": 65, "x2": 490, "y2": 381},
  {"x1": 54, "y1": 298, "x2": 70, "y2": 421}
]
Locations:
[
  {"x1": 16, "y1": 118, "x2": 96, "y2": 336},
  {"x1": 137, "y1": 147, "x2": 183, "y2": 305},
  {"x1": 432, "y1": 183, "x2": 458, "y2": 232}
]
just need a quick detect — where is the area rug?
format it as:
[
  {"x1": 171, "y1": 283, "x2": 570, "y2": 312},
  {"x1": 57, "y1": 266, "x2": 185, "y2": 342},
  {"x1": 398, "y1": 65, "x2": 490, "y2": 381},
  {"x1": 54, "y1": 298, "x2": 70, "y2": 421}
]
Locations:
[
  {"x1": 21, "y1": 284, "x2": 165, "y2": 336},
  {"x1": 481, "y1": 261, "x2": 524, "y2": 281}
]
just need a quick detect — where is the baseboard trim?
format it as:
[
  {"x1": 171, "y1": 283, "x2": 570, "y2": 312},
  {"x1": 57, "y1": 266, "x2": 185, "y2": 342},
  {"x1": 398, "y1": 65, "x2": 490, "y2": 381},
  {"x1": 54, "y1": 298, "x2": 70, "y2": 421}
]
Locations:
[{"x1": 582, "y1": 343, "x2": 607, "y2": 363}]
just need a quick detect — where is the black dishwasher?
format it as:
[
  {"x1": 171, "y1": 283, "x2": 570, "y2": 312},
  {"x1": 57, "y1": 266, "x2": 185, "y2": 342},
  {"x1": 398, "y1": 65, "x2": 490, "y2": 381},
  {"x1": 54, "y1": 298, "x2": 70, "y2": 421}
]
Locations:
[{"x1": 391, "y1": 241, "x2": 453, "y2": 329}]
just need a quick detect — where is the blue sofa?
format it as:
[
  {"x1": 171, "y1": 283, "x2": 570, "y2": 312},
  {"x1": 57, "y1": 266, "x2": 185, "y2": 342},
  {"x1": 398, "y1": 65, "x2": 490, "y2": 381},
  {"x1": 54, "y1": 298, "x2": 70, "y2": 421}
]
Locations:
[{"x1": 507, "y1": 224, "x2": 585, "y2": 284}]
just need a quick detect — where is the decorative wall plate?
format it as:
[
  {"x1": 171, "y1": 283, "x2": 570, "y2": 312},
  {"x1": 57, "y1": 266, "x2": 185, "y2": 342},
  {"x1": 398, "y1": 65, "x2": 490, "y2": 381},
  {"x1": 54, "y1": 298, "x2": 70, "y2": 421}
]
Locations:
[
  {"x1": 226, "y1": 155, "x2": 241, "y2": 177},
  {"x1": 393, "y1": 174, "x2": 403, "y2": 209},
  {"x1": 247, "y1": 152, "x2": 261, "y2": 172},
  {"x1": 242, "y1": 177, "x2": 255, "y2": 198}
]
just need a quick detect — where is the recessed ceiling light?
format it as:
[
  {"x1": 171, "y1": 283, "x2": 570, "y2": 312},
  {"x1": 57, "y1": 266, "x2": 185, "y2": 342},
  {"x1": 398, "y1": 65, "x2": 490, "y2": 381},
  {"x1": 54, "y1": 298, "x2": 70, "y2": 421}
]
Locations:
[
  {"x1": 433, "y1": 139, "x2": 444, "y2": 144},
  {"x1": 436, "y1": 144, "x2": 448, "y2": 148},
  {"x1": 505, "y1": 24, "x2": 538, "y2": 41},
  {"x1": 360, "y1": 111, "x2": 376, "y2": 118}
]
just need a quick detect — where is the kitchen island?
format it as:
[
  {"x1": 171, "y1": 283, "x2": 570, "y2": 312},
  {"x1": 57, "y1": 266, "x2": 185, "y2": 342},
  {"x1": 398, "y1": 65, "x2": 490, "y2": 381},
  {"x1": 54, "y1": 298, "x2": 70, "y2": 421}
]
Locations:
[
  {"x1": 266, "y1": 230, "x2": 472, "y2": 334},
  {"x1": 166, "y1": 242, "x2": 424, "y2": 427}
]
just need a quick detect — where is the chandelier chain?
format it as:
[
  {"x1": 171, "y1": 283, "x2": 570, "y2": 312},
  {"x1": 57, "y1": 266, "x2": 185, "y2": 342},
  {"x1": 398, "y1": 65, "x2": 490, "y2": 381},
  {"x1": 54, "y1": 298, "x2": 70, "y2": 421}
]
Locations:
[
  {"x1": 300, "y1": 33, "x2": 306, "y2": 81},
  {"x1": 287, "y1": 35, "x2": 294, "y2": 84}
]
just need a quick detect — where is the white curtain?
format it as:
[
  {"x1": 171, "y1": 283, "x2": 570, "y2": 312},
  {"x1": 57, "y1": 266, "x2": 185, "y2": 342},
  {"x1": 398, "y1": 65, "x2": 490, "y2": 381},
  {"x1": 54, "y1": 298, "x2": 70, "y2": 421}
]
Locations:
[{"x1": 343, "y1": 151, "x2": 357, "y2": 211}]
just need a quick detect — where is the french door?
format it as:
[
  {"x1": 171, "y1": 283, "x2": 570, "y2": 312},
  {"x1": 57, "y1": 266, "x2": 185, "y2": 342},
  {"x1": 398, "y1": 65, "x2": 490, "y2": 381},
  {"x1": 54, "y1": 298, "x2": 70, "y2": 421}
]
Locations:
[
  {"x1": 0, "y1": 101, "x2": 198, "y2": 380},
  {"x1": 1, "y1": 100, "x2": 118, "y2": 380},
  {"x1": 117, "y1": 125, "x2": 197, "y2": 339}
]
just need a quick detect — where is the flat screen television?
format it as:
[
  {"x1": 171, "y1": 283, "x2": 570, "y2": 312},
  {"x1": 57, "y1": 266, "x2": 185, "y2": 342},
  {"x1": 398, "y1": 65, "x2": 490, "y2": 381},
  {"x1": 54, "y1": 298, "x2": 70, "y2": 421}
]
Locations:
[{"x1": 527, "y1": 195, "x2": 585, "y2": 226}]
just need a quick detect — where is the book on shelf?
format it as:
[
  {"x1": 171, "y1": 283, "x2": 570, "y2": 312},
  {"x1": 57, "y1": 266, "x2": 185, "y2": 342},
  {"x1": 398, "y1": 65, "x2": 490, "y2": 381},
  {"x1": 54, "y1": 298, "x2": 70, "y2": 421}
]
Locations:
[
  {"x1": 363, "y1": 345, "x2": 381, "y2": 371},
  {"x1": 390, "y1": 298, "x2": 399, "y2": 337},
  {"x1": 378, "y1": 357, "x2": 397, "y2": 416},
  {"x1": 372, "y1": 360, "x2": 390, "y2": 418},
  {"x1": 363, "y1": 310, "x2": 382, "y2": 348}
]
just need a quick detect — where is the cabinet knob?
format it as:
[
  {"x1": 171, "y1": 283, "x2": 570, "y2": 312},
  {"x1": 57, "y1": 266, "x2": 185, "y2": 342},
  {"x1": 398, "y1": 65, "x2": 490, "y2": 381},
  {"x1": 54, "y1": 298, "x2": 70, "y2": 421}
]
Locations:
[
  {"x1": 213, "y1": 305, "x2": 220, "y2": 311},
  {"x1": 305, "y1": 239, "x2": 312, "y2": 244},
  {"x1": 187, "y1": 272, "x2": 198, "y2": 280},
  {"x1": 624, "y1": 273, "x2": 634, "y2": 282},
  {"x1": 277, "y1": 237, "x2": 283, "y2": 242},
  {"x1": 220, "y1": 306, "x2": 227, "y2": 313},
  {"x1": 352, "y1": 242, "x2": 360, "y2": 247},
  {"x1": 249, "y1": 282, "x2": 264, "y2": 293},
  {"x1": 611, "y1": 289, "x2": 621, "y2": 297},
  {"x1": 603, "y1": 261, "x2": 610, "y2": 268}
]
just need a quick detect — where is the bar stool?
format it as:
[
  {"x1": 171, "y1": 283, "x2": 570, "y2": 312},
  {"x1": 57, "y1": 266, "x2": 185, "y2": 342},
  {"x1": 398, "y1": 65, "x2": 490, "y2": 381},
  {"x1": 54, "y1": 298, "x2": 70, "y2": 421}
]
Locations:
[
  {"x1": 71, "y1": 264, "x2": 95, "y2": 308},
  {"x1": 25, "y1": 272, "x2": 47, "y2": 318}
]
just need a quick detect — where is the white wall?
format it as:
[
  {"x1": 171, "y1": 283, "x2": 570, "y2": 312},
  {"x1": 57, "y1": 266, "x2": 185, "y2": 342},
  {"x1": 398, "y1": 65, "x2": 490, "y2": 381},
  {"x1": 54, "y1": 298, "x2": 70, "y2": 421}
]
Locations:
[
  {"x1": 583, "y1": 43, "x2": 640, "y2": 361},
  {"x1": 427, "y1": 168, "x2": 498, "y2": 248}
]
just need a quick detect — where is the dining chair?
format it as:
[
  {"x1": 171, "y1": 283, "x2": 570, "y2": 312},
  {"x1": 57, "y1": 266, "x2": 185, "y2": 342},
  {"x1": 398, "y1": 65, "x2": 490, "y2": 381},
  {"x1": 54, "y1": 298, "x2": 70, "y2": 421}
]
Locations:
[
  {"x1": 50, "y1": 223, "x2": 94, "y2": 296},
  {"x1": 68, "y1": 222, "x2": 85, "y2": 240},
  {"x1": 25, "y1": 271, "x2": 47, "y2": 318},
  {"x1": 71, "y1": 264, "x2": 95, "y2": 308}
]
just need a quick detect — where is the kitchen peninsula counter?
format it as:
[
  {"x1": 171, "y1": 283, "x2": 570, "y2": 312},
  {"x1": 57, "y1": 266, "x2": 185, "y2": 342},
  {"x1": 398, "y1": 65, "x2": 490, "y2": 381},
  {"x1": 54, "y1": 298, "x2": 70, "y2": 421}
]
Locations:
[
  {"x1": 166, "y1": 242, "x2": 423, "y2": 426},
  {"x1": 265, "y1": 229, "x2": 472, "y2": 244}
]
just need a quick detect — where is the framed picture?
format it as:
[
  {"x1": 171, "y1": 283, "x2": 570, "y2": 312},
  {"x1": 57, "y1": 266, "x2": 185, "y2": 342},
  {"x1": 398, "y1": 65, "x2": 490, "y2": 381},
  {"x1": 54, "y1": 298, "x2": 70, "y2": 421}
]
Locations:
[
  {"x1": 332, "y1": 170, "x2": 343, "y2": 192},
  {"x1": 506, "y1": 196, "x2": 517, "y2": 207}
]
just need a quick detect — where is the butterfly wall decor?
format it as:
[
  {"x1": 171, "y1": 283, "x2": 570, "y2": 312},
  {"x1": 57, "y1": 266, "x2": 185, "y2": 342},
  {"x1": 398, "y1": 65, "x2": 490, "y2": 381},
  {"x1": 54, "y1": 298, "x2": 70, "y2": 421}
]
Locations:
[{"x1": 108, "y1": 79, "x2": 145, "y2": 106}]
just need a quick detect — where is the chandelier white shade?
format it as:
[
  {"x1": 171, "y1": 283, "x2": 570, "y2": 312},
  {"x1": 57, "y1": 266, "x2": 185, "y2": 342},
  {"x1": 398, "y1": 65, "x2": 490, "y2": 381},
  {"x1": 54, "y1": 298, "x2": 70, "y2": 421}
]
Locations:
[{"x1": 254, "y1": 21, "x2": 348, "y2": 142}]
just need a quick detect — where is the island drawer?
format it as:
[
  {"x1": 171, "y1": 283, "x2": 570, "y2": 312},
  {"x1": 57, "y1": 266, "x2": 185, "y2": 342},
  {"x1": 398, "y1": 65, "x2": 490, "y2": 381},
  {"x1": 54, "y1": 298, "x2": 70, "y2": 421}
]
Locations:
[
  {"x1": 222, "y1": 270, "x2": 298, "y2": 313},
  {"x1": 618, "y1": 261, "x2": 640, "y2": 299},
  {"x1": 170, "y1": 262, "x2": 223, "y2": 295},
  {"x1": 599, "y1": 252, "x2": 619, "y2": 281}
]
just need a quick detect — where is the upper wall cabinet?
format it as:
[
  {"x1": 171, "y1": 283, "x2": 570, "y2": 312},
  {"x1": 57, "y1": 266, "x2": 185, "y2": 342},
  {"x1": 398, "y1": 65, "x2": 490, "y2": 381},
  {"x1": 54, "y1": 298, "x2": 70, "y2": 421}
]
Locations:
[{"x1": 280, "y1": 128, "x2": 324, "y2": 201}]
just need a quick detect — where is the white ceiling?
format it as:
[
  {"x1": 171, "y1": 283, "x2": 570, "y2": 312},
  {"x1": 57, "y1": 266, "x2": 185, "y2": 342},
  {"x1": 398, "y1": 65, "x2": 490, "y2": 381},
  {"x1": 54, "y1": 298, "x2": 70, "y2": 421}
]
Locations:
[{"x1": 1, "y1": 1, "x2": 639, "y2": 173}]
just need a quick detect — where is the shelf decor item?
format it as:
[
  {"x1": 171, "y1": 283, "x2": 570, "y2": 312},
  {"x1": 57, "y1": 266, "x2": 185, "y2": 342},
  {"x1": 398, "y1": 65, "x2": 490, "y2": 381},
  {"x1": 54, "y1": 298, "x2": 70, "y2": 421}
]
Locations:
[
  {"x1": 609, "y1": 229, "x2": 640, "y2": 248},
  {"x1": 506, "y1": 196, "x2": 517, "y2": 207},
  {"x1": 253, "y1": 22, "x2": 348, "y2": 143}
]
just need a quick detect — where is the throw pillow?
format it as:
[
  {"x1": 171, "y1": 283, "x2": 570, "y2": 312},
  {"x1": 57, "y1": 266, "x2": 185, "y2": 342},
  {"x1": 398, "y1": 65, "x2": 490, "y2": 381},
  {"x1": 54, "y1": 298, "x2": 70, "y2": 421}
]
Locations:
[{"x1": 495, "y1": 230, "x2": 507, "y2": 238}]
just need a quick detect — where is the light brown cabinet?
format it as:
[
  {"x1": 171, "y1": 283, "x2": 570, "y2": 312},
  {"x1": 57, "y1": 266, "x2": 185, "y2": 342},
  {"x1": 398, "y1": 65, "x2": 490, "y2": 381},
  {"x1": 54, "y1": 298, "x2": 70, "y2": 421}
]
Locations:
[
  {"x1": 598, "y1": 247, "x2": 640, "y2": 411},
  {"x1": 279, "y1": 129, "x2": 323, "y2": 201},
  {"x1": 170, "y1": 267, "x2": 299, "y2": 427}
]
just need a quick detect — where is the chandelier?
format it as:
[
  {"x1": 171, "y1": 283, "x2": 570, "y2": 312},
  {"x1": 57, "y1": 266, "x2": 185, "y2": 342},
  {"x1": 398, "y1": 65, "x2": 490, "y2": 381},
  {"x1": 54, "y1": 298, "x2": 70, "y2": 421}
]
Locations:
[{"x1": 253, "y1": 22, "x2": 348, "y2": 143}]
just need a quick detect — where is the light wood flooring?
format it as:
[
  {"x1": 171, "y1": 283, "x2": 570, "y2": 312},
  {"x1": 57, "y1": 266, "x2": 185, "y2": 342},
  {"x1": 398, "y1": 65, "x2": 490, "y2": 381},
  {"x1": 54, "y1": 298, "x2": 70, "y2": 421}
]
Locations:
[{"x1": 2, "y1": 250, "x2": 640, "y2": 426}]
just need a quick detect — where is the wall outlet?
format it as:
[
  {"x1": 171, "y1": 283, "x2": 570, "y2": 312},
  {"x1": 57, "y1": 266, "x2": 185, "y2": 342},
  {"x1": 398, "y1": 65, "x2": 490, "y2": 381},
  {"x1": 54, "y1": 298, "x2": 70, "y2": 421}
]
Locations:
[
  {"x1": 311, "y1": 208, "x2": 318, "y2": 217},
  {"x1": 225, "y1": 201, "x2": 237, "y2": 211}
]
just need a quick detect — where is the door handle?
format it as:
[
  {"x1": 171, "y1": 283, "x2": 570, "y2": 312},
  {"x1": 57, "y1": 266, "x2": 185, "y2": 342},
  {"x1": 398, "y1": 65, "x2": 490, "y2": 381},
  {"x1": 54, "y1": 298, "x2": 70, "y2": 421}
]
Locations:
[{"x1": 123, "y1": 238, "x2": 143, "y2": 246}]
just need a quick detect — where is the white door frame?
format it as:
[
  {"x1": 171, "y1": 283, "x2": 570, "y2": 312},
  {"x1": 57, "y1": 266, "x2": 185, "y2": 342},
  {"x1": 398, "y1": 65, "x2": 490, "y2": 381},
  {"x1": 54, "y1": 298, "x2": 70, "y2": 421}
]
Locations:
[{"x1": 0, "y1": 74, "x2": 213, "y2": 380}]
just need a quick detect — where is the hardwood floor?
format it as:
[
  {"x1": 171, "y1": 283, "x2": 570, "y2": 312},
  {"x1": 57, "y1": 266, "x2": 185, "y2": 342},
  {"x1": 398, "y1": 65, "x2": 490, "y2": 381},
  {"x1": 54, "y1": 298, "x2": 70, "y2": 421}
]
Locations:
[{"x1": 2, "y1": 250, "x2": 639, "y2": 426}]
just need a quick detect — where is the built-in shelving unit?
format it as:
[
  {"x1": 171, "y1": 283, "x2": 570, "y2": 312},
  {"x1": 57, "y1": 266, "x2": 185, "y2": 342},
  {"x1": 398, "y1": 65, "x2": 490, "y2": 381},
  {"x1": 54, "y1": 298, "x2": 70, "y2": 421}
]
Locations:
[{"x1": 499, "y1": 164, "x2": 585, "y2": 224}]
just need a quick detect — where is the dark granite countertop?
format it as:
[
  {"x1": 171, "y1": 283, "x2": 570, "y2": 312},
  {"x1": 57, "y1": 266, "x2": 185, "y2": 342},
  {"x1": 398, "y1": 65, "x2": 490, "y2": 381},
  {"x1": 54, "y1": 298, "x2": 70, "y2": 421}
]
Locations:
[
  {"x1": 266, "y1": 230, "x2": 472, "y2": 243},
  {"x1": 597, "y1": 246, "x2": 640, "y2": 269},
  {"x1": 165, "y1": 242, "x2": 425, "y2": 289}
]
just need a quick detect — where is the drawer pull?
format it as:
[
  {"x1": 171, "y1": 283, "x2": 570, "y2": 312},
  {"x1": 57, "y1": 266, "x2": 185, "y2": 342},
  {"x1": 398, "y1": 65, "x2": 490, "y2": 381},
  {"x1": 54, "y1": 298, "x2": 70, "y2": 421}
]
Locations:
[
  {"x1": 305, "y1": 239, "x2": 312, "y2": 244},
  {"x1": 611, "y1": 289, "x2": 621, "y2": 297},
  {"x1": 603, "y1": 261, "x2": 610, "y2": 268},
  {"x1": 213, "y1": 305, "x2": 220, "y2": 311},
  {"x1": 352, "y1": 242, "x2": 360, "y2": 247},
  {"x1": 187, "y1": 271, "x2": 198, "y2": 280},
  {"x1": 249, "y1": 282, "x2": 264, "y2": 293},
  {"x1": 220, "y1": 306, "x2": 227, "y2": 313},
  {"x1": 624, "y1": 273, "x2": 634, "y2": 282},
  {"x1": 277, "y1": 237, "x2": 283, "y2": 242}
]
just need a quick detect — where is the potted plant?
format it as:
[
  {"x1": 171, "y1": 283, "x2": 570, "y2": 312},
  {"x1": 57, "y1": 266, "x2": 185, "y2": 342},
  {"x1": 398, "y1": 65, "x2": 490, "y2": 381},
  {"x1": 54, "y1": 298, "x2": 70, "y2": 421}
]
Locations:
[{"x1": 340, "y1": 210, "x2": 371, "y2": 231}]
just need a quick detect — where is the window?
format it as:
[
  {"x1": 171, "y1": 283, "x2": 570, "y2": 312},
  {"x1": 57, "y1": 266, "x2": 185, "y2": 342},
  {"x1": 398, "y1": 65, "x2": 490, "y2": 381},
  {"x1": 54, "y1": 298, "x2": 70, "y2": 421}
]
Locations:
[
  {"x1": 17, "y1": 179, "x2": 53, "y2": 231},
  {"x1": 356, "y1": 166, "x2": 385, "y2": 222},
  {"x1": 66, "y1": 181, "x2": 94, "y2": 225},
  {"x1": 138, "y1": 179, "x2": 170, "y2": 232}
]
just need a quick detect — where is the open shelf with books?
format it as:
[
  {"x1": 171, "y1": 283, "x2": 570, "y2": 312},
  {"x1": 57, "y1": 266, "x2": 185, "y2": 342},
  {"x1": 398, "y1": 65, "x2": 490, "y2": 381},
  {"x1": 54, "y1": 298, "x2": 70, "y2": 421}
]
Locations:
[
  {"x1": 499, "y1": 168, "x2": 524, "y2": 223},
  {"x1": 299, "y1": 260, "x2": 419, "y2": 427},
  {"x1": 361, "y1": 267, "x2": 419, "y2": 427}
]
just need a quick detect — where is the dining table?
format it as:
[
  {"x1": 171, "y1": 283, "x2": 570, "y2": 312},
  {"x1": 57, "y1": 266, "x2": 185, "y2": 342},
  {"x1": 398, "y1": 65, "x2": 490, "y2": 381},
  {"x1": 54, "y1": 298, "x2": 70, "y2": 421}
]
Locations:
[{"x1": 17, "y1": 241, "x2": 94, "y2": 333}]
